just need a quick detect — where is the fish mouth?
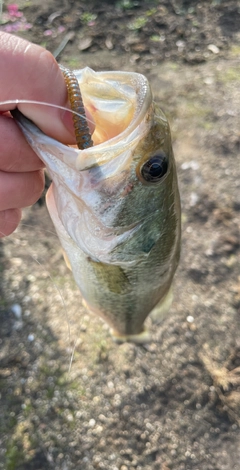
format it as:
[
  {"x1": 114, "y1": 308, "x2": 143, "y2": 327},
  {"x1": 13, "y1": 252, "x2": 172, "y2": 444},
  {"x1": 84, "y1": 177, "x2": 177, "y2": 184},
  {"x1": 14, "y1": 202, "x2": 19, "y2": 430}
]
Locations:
[
  {"x1": 13, "y1": 68, "x2": 156, "y2": 264},
  {"x1": 73, "y1": 68, "x2": 153, "y2": 170}
]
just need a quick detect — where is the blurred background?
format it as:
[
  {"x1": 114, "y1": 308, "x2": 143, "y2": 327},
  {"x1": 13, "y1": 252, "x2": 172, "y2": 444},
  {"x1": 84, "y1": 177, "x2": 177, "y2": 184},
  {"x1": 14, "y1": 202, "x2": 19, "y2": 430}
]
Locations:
[{"x1": 0, "y1": 1, "x2": 240, "y2": 469}]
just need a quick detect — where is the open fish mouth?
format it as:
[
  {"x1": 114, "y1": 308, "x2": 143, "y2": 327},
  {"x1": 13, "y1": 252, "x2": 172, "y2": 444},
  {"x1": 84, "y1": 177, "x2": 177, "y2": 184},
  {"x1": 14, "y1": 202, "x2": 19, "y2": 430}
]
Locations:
[
  {"x1": 72, "y1": 67, "x2": 153, "y2": 169},
  {"x1": 74, "y1": 68, "x2": 152, "y2": 143}
]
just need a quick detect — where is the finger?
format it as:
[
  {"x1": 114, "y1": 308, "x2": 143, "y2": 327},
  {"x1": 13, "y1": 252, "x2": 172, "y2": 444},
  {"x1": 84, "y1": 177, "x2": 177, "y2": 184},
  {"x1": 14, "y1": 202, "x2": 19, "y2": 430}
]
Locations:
[
  {"x1": 0, "y1": 208, "x2": 22, "y2": 238},
  {"x1": 0, "y1": 33, "x2": 94, "y2": 144},
  {"x1": 0, "y1": 114, "x2": 45, "y2": 172},
  {"x1": 0, "y1": 169, "x2": 45, "y2": 210}
]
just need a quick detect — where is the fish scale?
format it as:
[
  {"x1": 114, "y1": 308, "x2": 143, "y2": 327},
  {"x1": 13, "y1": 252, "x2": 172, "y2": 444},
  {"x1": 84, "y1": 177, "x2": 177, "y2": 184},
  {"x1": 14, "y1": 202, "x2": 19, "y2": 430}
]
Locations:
[{"x1": 14, "y1": 67, "x2": 181, "y2": 343}]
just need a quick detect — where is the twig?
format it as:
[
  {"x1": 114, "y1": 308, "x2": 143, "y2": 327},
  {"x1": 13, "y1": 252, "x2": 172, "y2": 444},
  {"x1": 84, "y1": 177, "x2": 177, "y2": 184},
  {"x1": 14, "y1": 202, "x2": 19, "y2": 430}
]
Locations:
[{"x1": 53, "y1": 31, "x2": 75, "y2": 59}]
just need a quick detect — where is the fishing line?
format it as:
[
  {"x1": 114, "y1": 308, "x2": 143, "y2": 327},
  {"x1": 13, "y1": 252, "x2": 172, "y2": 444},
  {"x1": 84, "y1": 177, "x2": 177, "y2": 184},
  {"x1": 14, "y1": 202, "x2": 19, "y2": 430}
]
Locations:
[
  {"x1": 0, "y1": 97, "x2": 106, "y2": 370},
  {"x1": 0, "y1": 97, "x2": 111, "y2": 368},
  {"x1": 28, "y1": 251, "x2": 71, "y2": 343},
  {"x1": 0, "y1": 99, "x2": 110, "y2": 141},
  {"x1": 0, "y1": 220, "x2": 82, "y2": 371},
  {"x1": 67, "y1": 336, "x2": 80, "y2": 375}
]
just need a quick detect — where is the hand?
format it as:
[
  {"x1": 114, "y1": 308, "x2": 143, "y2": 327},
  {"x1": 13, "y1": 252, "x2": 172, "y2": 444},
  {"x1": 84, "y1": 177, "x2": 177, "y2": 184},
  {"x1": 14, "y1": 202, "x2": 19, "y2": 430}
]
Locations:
[{"x1": 0, "y1": 32, "x2": 93, "y2": 237}]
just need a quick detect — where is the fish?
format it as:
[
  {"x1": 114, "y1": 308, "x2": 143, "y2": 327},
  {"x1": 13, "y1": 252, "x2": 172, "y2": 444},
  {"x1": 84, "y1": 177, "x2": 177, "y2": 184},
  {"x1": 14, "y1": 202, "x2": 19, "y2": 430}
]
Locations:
[{"x1": 14, "y1": 67, "x2": 181, "y2": 343}]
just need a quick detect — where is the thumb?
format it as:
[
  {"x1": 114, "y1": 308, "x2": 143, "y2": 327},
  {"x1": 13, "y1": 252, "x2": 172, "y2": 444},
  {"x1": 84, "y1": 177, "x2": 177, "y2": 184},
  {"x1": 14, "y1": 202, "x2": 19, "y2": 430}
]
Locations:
[{"x1": 0, "y1": 32, "x2": 93, "y2": 144}]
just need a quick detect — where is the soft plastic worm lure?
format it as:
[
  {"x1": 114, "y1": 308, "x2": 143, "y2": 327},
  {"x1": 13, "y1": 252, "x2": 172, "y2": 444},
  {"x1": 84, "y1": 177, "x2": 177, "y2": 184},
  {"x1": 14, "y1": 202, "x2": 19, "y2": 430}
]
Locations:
[{"x1": 59, "y1": 65, "x2": 93, "y2": 150}]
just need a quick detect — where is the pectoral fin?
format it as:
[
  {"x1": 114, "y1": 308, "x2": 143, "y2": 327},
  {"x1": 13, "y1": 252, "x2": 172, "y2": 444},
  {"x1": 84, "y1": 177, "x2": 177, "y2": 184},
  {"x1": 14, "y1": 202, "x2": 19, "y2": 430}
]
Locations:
[
  {"x1": 62, "y1": 250, "x2": 72, "y2": 271},
  {"x1": 150, "y1": 285, "x2": 173, "y2": 323},
  {"x1": 111, "y1": 327, "x2": 151, "y2": 344}
]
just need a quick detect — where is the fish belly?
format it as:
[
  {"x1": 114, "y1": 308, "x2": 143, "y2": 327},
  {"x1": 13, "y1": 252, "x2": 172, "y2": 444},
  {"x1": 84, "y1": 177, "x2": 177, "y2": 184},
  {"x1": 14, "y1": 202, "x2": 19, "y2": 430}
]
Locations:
[{"x1": 46, "y1": 185, "x2": 175, "y2": 342}]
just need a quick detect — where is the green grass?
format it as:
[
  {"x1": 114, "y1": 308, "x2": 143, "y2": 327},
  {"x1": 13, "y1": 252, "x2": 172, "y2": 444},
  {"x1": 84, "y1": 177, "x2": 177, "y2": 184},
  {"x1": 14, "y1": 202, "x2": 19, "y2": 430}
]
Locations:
[
  {"x1": 218, "y1": 66, "x2": 240, "y2": 84},
  {"x1": 5, "y1": 444, "x2": 23, "y2": 470},
  {"x1": 128, "y1": 16, "x2": 148, "y2": 30}
]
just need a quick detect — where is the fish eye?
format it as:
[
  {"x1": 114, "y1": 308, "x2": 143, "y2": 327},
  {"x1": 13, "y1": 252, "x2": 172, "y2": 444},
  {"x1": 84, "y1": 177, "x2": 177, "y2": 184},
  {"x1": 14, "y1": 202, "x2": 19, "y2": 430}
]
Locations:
[{"x1": 140, "y1": 153, "x2": 168, "y2": 183}]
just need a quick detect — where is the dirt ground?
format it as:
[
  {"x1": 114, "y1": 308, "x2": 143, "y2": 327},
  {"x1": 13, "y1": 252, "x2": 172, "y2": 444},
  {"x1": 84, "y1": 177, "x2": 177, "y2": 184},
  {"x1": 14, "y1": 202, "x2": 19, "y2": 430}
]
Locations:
[{"x1": 0, "y1": 1, "x2": 240, "y2": 469}]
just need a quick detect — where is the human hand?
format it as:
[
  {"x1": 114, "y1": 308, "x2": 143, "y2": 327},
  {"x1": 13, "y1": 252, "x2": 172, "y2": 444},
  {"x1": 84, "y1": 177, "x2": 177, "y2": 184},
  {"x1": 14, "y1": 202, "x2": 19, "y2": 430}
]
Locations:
[{"x1": 0, "y1": 32, "x2": 92, "y2": 237}]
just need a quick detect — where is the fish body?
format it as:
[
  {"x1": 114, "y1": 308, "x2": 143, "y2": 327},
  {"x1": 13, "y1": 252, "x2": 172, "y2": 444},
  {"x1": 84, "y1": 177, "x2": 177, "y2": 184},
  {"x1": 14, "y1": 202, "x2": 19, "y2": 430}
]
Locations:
[{"x1": 16, "y1": 68, "x2": 181, "y2": 341}]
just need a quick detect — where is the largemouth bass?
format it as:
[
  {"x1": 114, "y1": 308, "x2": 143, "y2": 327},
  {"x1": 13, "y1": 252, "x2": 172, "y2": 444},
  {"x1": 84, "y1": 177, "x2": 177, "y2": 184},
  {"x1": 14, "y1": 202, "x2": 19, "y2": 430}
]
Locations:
[{"x1": 15, "y1": 67, "x2": 181, "y2": 343}]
